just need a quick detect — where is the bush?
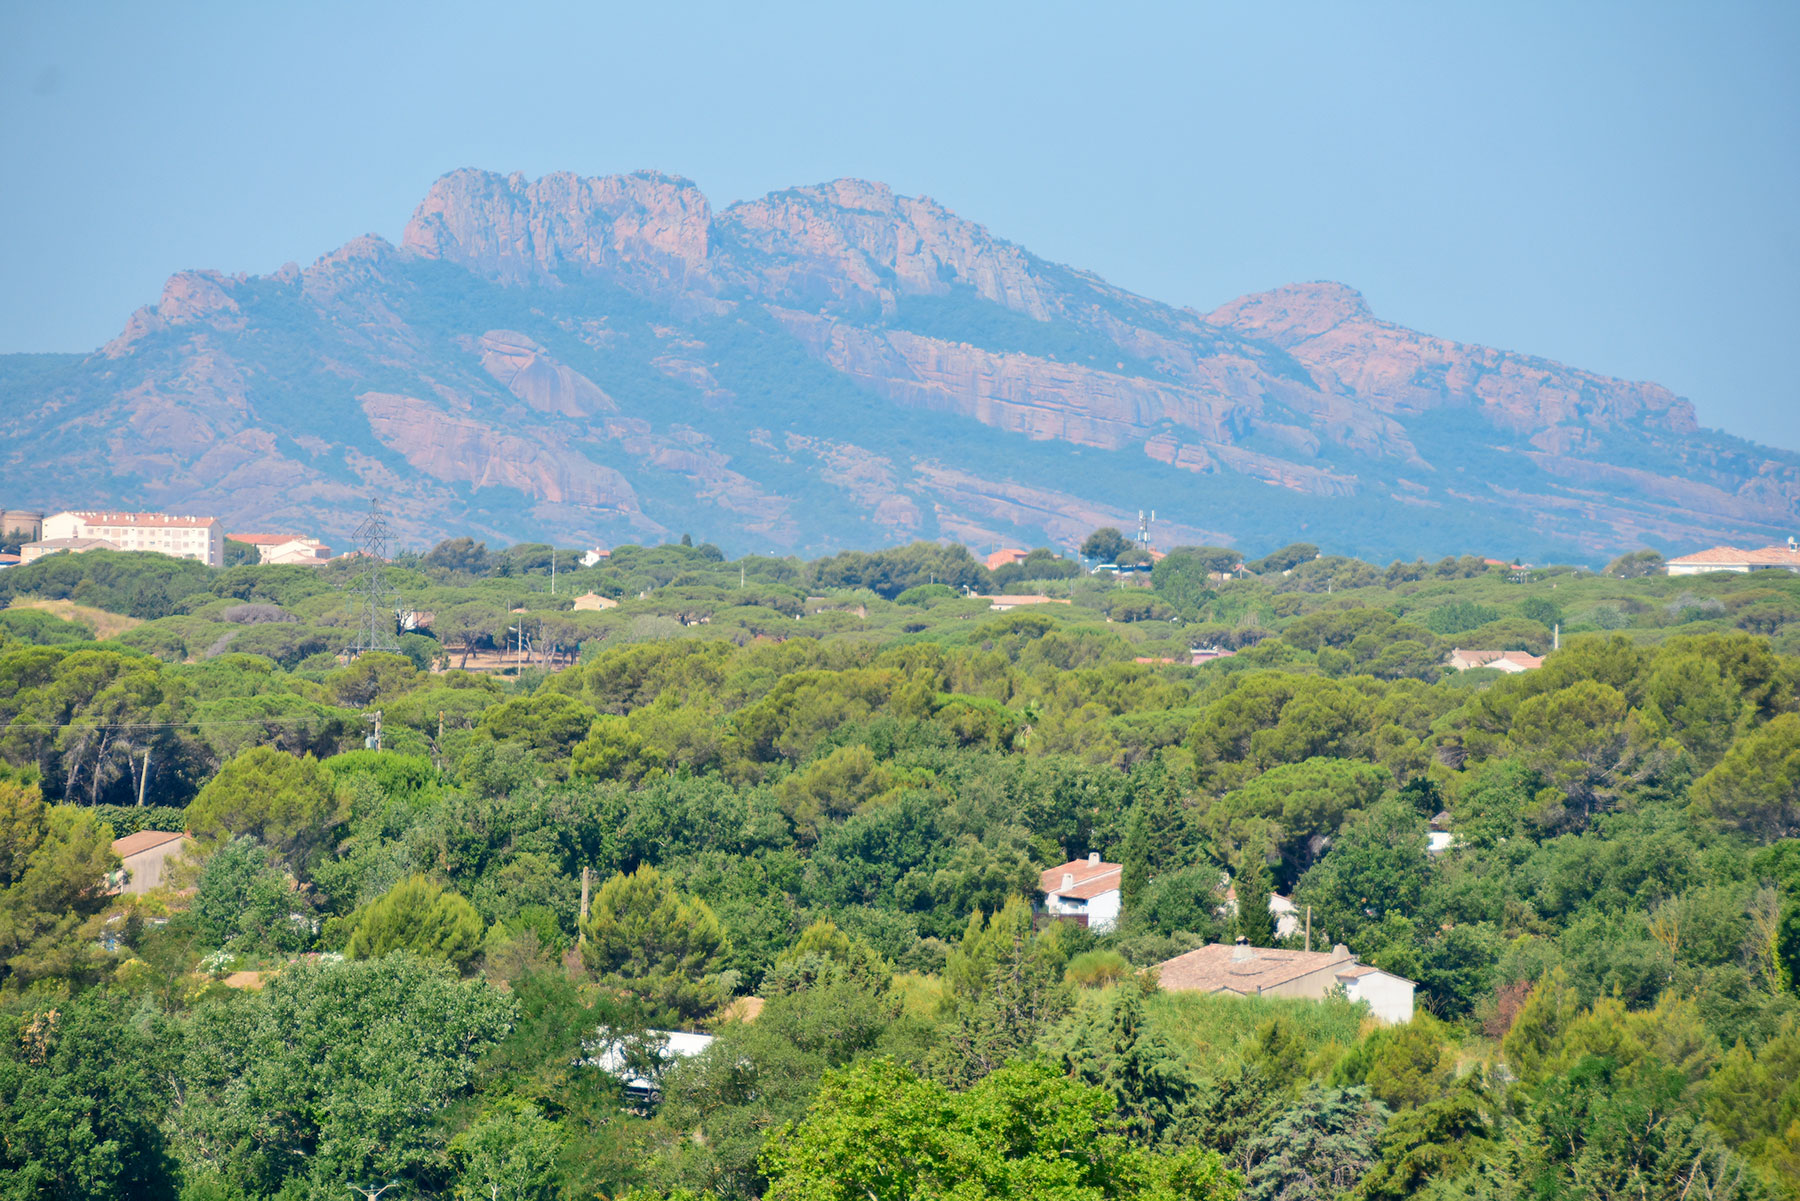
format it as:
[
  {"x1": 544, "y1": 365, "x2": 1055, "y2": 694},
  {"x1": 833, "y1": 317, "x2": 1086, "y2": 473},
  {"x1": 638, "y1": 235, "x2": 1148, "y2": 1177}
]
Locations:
[{"x1": 1065, "y1": 949, "x2": 1131, "y2": 988}]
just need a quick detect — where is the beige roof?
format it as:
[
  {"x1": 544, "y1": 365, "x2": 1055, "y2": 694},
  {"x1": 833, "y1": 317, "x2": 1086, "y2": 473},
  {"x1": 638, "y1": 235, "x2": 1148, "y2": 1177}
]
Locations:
[
  {"x1": 1039, "y1": 857, "x2": 1122, "y2": 899},
  {"x1": 112, "y1": 829, "x2": 190, "y2": 857},
  {"x1": 228, "y1": 532, "x2": 304, "y2": 545},
  {"x1": 984, "y1": 595, "x2": 1072, "y2": 607},
  {"x1": 1155, "y1": 943, "x2": 1355, "y2": 994},
  {"x1": 1449, "y1": 648, "x2": 1544, "y2": 670}
]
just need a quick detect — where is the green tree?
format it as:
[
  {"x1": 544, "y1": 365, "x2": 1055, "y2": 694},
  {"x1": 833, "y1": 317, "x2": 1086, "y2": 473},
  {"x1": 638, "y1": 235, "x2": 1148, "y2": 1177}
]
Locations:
[
  {"x1": 759, "y1": 1057, "x2": 1239, "y2": 1201},
  {"x1": 0, "y1": 790, "x2": 118, "y2": 987},
  {"x1": 189, "y1": 837, "x2": 313, "y2": 954},
  {"x1": 1249, "y1": 543, "x2": 1318, "y2": 574},
  {"x1": 346, "y1": 874, "x2": 486, "y2": 972},
  {"x1": 1605, "y1": 548, "x2": 1666, "y2": 578},
  {"x1": 1241, "y1": 1085, "x2": 1389, "y2": 1201},
  {"x1": 1234, "y1": 848, "x2": 1277, "y2": 948},
  {"x1": 581, "y1": 865, "x2": 731, "y2": 1022},
  {"x1": 185, "y1": 746, "x2": 346, "y2": 870},
  {"x1": 450, "y1": 1096, "x2": 564, "y2": 1201},
  {"x1": 0, "y1": 990, "x2": 178, "y2": 1201},
  {"x1": 175, "y1": 955, "x2": 512, "y2": 1197},
  {"x1": 1690, "y1": 712, "x2": 1800, "y2": 842},
  {"x1": 1294, "y1": 800, "x2": 1428, "y2": 949},
  {"x1": 1063, "y1": 982, "x2": 1198, "y2": 1143},
  {"x1": 1080, "y1": 527, "x2": 1131, "y2": 562}
]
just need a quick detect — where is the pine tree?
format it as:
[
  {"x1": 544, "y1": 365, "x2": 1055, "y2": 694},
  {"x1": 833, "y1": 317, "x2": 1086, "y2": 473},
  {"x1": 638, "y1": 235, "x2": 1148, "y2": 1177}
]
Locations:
[{"x1": 1236, "y1": 846, "x2": 1277, "y2": 948}]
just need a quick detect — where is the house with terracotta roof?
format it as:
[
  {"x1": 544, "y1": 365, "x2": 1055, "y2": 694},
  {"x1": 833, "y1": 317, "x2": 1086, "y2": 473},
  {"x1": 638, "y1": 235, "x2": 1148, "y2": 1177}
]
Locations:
[
  {"x1": 1446, "y1": 648, "x2": 1544, "y2": 673},
  {"x1": 1666, "y1": 541, "x2": 1800, "y2": 576},
  {"x1": 228, "y1": 533, "x2": 332, "y2": 565},
  {"x1": 109, "y1": 829, "x2": 195, "y2": 895},
  {"x1": 1039, "y1": 853, "x2": 1122, "y2": 931},
  {"x1": 1155, "y1": 941, "x2": 1415, "y2": 1024},
  {"x1": 985, "y1": 548, "x2": 1030, "y2": 571}
]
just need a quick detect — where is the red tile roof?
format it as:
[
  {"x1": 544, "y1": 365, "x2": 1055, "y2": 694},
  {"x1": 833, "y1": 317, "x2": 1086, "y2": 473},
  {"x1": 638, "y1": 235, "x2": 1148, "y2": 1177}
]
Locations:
[
  {"x1": 67, "y1": 511, "x2": 220, "y2": 528},
  {"x1": 985, "y1": 548, "x2": 1030, "y2": 570},
  {"x1": 1156, "y1": 943, "x2": 1355, "y2": 994},
  {"x1": 112, "y1": 829, "x2": 190, "y2": 857},
  {"x1": 1039, "y1": 858, "x2": 1122, "y2": 899}
]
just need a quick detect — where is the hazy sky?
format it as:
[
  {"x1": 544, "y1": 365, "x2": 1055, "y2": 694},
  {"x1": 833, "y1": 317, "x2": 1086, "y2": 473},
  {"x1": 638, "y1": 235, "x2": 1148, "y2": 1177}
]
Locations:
[{"x1": 4, "y1": 2, "x2": 1797, "y2": 447}]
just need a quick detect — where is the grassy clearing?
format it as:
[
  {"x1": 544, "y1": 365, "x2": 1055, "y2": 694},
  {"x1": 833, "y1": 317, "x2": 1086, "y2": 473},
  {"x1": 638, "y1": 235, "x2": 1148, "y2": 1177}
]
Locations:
[{"x1": 9, "y1": 595, "x2": 144, "y2": 639}]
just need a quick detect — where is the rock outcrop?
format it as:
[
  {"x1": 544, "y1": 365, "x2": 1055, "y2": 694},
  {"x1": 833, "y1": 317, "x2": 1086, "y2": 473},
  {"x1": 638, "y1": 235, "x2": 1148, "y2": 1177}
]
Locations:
[{"x1": 3, "y1": 167, "x2": 1793, "y2": 560}]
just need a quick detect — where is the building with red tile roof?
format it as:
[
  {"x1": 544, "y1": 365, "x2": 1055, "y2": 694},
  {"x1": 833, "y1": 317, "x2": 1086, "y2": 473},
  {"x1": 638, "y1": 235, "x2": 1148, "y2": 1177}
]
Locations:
[
  {"x1": 1666, "y1": 542, "x2": 1800, "y2": 576},
  {"x1": 1155, "y1": 941, "x2": 1415, "y2": 1023},
  {"x1": 985, "y1": 548, "x2": 1030, "y2": 571},
  {"x1": 1039, "y1": 853, "x2": 1122, "y2": 931}
]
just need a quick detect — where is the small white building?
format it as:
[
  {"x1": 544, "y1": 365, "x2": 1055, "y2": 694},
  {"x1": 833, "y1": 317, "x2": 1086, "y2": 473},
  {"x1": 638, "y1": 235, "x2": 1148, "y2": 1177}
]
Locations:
[
  {"x1": 1446, "y1": 648, "x2": 1544, "y2": 673},
  {"x1": 1039, "y1": 853, "x2": 1123, "y2": 932},
  {"x1": 108, "y1": 830, "x2": 195, "y2": 895},
  {"x1": 580, "y1": 547, "x2": 612, "y2": 567},
  {"x1": 1156, "y1": 941, "x2": 1416, "y2": 1024},
  {"x1": 229, "y1": 533, "x2": 332, "y2": 566}
]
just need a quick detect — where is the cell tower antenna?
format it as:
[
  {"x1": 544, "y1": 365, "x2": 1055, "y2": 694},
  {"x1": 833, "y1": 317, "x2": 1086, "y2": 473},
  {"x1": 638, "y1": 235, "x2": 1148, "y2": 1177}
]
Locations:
[{"x1": 346, "y1": 498, "x2": 400, "y2": 658}]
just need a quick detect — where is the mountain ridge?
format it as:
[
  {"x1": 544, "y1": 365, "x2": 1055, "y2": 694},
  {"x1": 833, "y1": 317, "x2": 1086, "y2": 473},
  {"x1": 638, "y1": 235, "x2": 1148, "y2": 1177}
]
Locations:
[{"x1": 2, "y1": 167, "x2": 1792, "y2": 562}]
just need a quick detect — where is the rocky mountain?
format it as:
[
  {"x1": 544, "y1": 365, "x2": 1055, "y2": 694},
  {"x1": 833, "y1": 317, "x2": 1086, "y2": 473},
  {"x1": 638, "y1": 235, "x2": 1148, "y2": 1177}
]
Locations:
[{"x1": 3, "y1": 168, "x2": 1795, "y2": 562}]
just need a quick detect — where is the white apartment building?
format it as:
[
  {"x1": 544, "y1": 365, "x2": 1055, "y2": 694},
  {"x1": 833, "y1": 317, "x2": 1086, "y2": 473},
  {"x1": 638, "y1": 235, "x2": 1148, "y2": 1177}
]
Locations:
[{"x1": 42, "y1": 510, "x2": 225, "y2": 568}]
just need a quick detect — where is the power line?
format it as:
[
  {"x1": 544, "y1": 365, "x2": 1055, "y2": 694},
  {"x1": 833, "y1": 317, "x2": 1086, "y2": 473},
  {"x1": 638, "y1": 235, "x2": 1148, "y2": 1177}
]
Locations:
[{"x1": 0, "y1": 716, "x2": 370, "y2": 733}]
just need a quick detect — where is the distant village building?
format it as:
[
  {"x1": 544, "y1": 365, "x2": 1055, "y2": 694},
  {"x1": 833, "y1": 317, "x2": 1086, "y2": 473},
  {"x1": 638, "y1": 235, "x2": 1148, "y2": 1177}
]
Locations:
[
  {"x1": 571, "y1": 591, "x2": 620, "y2": 611},
  {"x1": 984, "y1": 548, "x2": 1030, "y2": 571},
  {"x1": 1039, "y1": 853, "x2": 1122, "y2": 932},
  {"x1": 580, "y1": 547, "x2": 612, "y2": 567},
  {"x1": 984, "y1": 594, "x2": 1072, "y2": 612},
  {"x1": 1665, "y1": 541, "x2": 1800, "y2": 576},
  {"x1": 109, "y1": 830, "x2": 195, "y2": 895},
  {"x1": 20, "y1": 536, "x2": 121, "y2": 563},
  {"x1": 0, "y1": 553, "x2": 19, "y2": 569},
  {"x1": 229, "y1": 533, "x2": 332, "y2": 565},
  {"x1": 42, "y1": 510, "x2": 225, "y2": 568},
  {"x1": 1155, "y1": 942, "x2": 1416, "y2": 1024},
  {"x1": 1189, "y1": 645, "x2": 1236, "y2": 666},
  {"x1": 1446, "y1": 648, "x2": 1544, "y2": 673}
]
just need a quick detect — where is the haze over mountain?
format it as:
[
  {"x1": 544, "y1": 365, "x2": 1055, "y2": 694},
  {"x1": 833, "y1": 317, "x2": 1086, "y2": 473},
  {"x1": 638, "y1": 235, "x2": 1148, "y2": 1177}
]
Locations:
[{"x1": 3, "y1": 168, "x2": 1795, "y2": 562}]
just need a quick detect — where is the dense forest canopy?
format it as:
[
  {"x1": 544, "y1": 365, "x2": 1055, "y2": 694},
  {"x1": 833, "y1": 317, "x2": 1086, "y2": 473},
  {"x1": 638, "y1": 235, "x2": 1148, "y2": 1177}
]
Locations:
[{"x1": 1, "y1": 535, "x2": 1798, "y2": 1199}]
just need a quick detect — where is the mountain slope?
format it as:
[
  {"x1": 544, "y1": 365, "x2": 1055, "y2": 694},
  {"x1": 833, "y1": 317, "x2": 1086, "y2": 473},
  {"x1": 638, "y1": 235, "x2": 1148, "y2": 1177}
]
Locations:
[{"x1": 3, "y1": 168, "x2": 1794, "y2": 561}]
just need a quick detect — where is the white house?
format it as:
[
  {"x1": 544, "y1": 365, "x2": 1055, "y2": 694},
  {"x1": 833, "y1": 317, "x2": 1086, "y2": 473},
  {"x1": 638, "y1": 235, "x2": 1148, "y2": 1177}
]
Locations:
[
  {"x1": 1666, "y1": 541, "x2": 1800, "y2": 576},
  {"x1": 580, "y1": 547, "x2": 612, "y2": 567},
  {"x1": 1039, "y1": 853, "x2": 1122, "y2": 932},
  {"x1": 43, "y1": 510, "x2": 225, "y2": 567},
  {"x1": 1155, "y1": 941, "x2": 1416, "y2": 1024}
]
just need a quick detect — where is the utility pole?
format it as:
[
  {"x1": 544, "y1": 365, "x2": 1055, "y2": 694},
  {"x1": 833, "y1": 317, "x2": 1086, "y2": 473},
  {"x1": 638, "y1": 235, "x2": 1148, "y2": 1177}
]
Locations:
[
  {"x1": 551, "y1": 547, "x2": 556, "y2": 595},
  {"x1": 1305, "y1": 906, "x2": 1312, "y2": 953},
  {"x1": 579, "y1": 865, "x2": 591, "y2": 945},
  {"x1": 136, "y1": 748, "x2": 151, "y2": 807}
]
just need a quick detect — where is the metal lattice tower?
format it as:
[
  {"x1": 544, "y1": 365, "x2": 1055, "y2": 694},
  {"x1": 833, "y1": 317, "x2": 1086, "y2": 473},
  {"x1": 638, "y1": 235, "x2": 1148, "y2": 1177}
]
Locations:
[{"x1": 346, "y1": 499, "x2": 400, "y2": 657}]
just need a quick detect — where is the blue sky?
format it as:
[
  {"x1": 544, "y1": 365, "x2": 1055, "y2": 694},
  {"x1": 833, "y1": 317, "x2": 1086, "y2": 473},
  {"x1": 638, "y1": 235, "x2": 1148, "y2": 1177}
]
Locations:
[{"x1": 3, "y1": 2, "x2": 1796, "y2": 447}]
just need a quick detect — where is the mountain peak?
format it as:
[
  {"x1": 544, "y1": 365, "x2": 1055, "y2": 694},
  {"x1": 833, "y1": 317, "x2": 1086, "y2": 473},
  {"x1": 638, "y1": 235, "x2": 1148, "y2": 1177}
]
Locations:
[
  {"x1": 1207, "y1": 281, "x2": 1373, "y2": 346},
  {"x1": 401, "y1": 168, "x2": 714, "y2": 284}
]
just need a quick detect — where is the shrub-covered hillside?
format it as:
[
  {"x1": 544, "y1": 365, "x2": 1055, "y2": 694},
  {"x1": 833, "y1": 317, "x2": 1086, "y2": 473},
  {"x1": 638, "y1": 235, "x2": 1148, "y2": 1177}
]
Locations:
[{"x1": 1, "y1": 534, "x2": 1798, "y2": 1199}]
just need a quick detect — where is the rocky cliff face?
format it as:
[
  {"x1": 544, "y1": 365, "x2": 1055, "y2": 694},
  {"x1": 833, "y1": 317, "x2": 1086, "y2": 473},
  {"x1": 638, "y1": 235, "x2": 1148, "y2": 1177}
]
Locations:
[{"x1": 3, "y1": 167, "x2": 1794, "y2": 560}]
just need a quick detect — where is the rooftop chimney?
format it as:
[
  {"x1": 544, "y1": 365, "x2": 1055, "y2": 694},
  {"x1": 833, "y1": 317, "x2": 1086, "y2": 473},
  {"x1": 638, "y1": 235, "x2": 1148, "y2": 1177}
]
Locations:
[
  {"x1": 1330, "y1": 943, "x2": 1351, "y2": 959},
  {"x1": 1231, "y1": 938, "x2": 1254, "y2": 961},
  {"x1": 1061, "y1": 873, "x2": 1074, "y2": 889},
  {"x1": 1088, "y1": 852, "x2": 1100, "y2": 865}
]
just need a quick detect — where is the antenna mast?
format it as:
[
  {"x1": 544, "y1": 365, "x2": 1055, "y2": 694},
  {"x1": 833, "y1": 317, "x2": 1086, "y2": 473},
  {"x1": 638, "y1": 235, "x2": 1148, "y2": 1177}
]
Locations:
[{"x1": 346, "y1": 498, "x2": 400, "y2": 658}]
